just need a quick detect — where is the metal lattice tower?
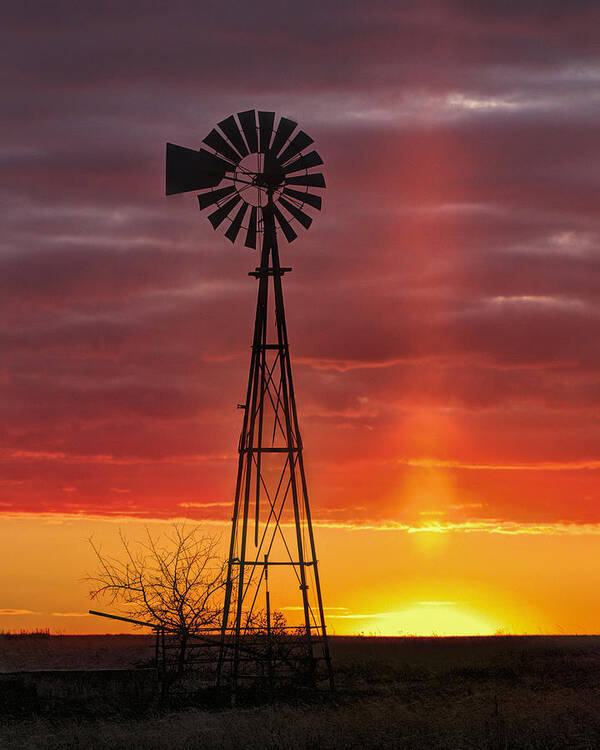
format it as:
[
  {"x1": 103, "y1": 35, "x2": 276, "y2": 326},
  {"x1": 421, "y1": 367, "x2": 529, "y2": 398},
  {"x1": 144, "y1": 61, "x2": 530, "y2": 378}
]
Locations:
[{"x1": 166, "y1": 110, "x2": 333, "y2": 696}]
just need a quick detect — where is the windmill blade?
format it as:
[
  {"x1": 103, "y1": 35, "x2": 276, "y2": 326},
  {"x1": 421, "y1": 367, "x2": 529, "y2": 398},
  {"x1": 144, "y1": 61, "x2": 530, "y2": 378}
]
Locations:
[
  {"x1": 225, "y1": 202, "x2": 248, "y2": 244},
  {"x1": 283, "y1": 150, "x2": 324, "y2": 174},
  {"x1": 197, "y1": 184, "x2": 237, "y2": 210},
  {"x1": 272, "y1": 203, "x2": 297, "y2": 243},
  {"x1": 284, "y1": 172, "x2": 326, "y2": 188},
  {"x1": 258, "y1": 111, "x2": 275, "y2": 153},
  {"x1": 282, "y1": 187, "x2": 322, "y2": 210},
  {"x1": 165, "y1": 143, "x2": 230, "y2": 195},
  {"x1": 278, "y1": 196, "x2": 313, "y2": 230},
  {"x1": 238, "y1": 110, "x2": 258, "y2": 153},
  {"x1": 270, "y1": 117, "x2": 297, "y2": 157},
  {"x1": 208, "y1": 195, "x2": 241, "y2": 230},
  {"x1": 245, "y1": 206, "x2": 258, "y2": 249},
  {"x1": 218, "y1": 115, "x2": 249, "y2": 158},
  {"x1": 278, "y1": 131, "x2": 314, "y2": 166},
  {"x1": 203, "y1": 129, "x2": 241, "y2": 165}
]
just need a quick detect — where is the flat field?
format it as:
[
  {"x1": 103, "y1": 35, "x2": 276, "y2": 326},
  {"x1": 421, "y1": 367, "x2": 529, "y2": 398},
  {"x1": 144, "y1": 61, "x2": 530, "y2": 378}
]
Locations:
[{"x1": 1, "y1": 634, "x2": 599, "y2": 749}]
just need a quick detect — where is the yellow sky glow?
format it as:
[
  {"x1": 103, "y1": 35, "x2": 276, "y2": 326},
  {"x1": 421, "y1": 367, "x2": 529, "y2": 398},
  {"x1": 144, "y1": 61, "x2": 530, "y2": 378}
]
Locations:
[{"x1": 1, "y1": 514, "x2": 598, "y2": 636}]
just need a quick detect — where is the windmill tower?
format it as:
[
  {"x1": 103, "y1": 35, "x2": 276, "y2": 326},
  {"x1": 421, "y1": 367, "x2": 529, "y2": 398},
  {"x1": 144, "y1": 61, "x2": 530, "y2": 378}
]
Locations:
[{"x1": 166, "y1": 110, "x2": 333, "y2": 696}]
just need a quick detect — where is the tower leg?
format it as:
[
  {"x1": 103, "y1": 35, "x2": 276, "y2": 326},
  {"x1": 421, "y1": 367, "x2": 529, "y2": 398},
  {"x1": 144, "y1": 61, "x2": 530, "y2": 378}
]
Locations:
[
  {"x1": 270, "y1": 238, "x2": 316, "y2": 685},
  {"x1": 217, "y1": 240, "x2": 270, "y2": 691}
]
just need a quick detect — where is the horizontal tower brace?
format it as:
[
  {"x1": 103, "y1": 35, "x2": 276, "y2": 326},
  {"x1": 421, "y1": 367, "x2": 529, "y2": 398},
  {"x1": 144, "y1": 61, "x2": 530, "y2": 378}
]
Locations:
[
  {"x1": 249, "y1": 267, "x2": 292, "y2": 278},
  {"x1": 228, "y1": 560, "x2": 314, "y2": 566},
  {"x1": 239, "y1": 447, "x2": 299, "y2": 453}
]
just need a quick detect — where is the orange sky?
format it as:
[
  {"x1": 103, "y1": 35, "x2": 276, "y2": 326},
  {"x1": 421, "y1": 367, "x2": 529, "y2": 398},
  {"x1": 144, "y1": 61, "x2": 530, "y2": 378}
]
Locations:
[
  {"x1": 3, "y1": 3, "x2": 600, "y2": 636},
  {"x1": 2, "y1": 515, "x2": 599, "y2": 636}
]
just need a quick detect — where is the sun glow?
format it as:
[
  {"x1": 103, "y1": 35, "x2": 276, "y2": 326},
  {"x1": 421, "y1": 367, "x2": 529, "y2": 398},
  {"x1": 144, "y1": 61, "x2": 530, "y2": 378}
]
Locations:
[
  {"x1": 329, "y1": 601, "x2": 500, "y2": 636},
  {"x1": 393, "y1": 602, "x2": 499, "y2": 636}
]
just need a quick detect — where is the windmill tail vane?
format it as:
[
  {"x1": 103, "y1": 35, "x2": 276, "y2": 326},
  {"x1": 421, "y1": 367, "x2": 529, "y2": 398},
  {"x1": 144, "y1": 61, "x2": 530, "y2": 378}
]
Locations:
[{"x1": 166, "y1": 110, "x2": 333, "y2": 697}]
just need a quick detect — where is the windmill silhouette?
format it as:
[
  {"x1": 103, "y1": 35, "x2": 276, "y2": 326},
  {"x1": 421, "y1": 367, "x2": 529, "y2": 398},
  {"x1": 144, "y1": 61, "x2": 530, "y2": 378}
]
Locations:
[{"x1": 166, "y1": 110, "x2": 333, "y2": 696}]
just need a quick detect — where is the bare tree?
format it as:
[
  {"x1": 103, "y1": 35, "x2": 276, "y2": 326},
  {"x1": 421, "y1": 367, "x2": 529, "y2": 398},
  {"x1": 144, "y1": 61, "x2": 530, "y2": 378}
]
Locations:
[{"x1": 87, "y1": 524, "x2": 227, "y2": 679}]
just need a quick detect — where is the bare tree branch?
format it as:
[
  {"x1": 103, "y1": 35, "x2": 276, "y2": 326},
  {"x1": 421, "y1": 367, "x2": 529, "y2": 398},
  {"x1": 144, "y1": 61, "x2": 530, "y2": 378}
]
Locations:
[{"x1": 86, "y1": 523, "x2": 229, "y2": 675}]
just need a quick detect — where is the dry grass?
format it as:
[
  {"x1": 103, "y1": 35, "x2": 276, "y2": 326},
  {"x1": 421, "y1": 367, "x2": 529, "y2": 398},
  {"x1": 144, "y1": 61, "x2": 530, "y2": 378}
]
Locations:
[{"x1": 1, "y1": 635, "x2": 599, "y2": 749}]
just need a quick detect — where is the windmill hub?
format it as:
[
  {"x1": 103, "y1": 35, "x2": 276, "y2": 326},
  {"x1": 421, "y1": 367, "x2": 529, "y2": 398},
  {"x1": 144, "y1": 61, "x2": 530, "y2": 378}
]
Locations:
[
  {"x1": 232, "y1": 153, "x2": 285, "y2": 207},
  {"x1": 255, "y1": 151, "x2": 286, "y2": 189}
]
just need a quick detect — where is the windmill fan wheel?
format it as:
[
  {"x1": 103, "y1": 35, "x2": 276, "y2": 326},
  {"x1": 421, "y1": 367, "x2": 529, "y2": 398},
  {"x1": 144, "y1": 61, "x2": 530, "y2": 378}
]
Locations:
[{"x1": 165, "y1": 110, "x2": 326, "y2": 248}]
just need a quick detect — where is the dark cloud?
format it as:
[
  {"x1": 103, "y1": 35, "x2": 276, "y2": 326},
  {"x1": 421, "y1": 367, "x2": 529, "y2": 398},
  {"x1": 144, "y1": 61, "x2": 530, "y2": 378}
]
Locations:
[{"x1": 1, "y1": 1, "x2": 599, "y2": 524}]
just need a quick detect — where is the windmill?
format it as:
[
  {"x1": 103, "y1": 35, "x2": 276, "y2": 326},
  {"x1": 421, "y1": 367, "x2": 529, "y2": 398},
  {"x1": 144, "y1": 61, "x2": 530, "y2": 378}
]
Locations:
[{"x1": 166, "y1": 110, "x2": 333, "y2": 696}]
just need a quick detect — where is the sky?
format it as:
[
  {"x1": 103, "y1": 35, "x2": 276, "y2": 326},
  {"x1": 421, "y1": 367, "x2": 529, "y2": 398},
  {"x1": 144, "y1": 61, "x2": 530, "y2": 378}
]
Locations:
[{"x1": 2, "y1": 1, "x2": 600, "y2": 636}]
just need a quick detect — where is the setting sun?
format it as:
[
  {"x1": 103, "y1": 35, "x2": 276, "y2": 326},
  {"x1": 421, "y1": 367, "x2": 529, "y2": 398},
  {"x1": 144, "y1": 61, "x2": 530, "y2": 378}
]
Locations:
[{"x1": 332, "y1": 602, "x2": 499, "y2": 637}]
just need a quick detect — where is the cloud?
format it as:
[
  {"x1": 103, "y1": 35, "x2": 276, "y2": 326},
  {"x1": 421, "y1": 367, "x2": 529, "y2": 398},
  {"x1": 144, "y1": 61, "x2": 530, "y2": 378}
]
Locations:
[
  {"x1": 309, "y1": 520, "x2": 600, "y2": 536},
  {"x1": 179, "y1": 501, "x2": 232, "y2": 508},
  {"x1": 3, "y1": 510, "x2": 600, "y2": 539},
  {"x1": 1, "y1": 1, "x2": 599, "y2": 528},
  {"x1": 50, "y1": 612, "x2": 91, "y2": 617},
  {"x1": 401, "y1": 458, "x2": 600, "y2": 472}
]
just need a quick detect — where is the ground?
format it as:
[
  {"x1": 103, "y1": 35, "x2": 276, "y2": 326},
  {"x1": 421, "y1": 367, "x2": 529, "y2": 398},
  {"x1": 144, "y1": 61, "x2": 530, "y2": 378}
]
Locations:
[{"x1": 1, "y1": 634, "x2": 599, "y2": 748}]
